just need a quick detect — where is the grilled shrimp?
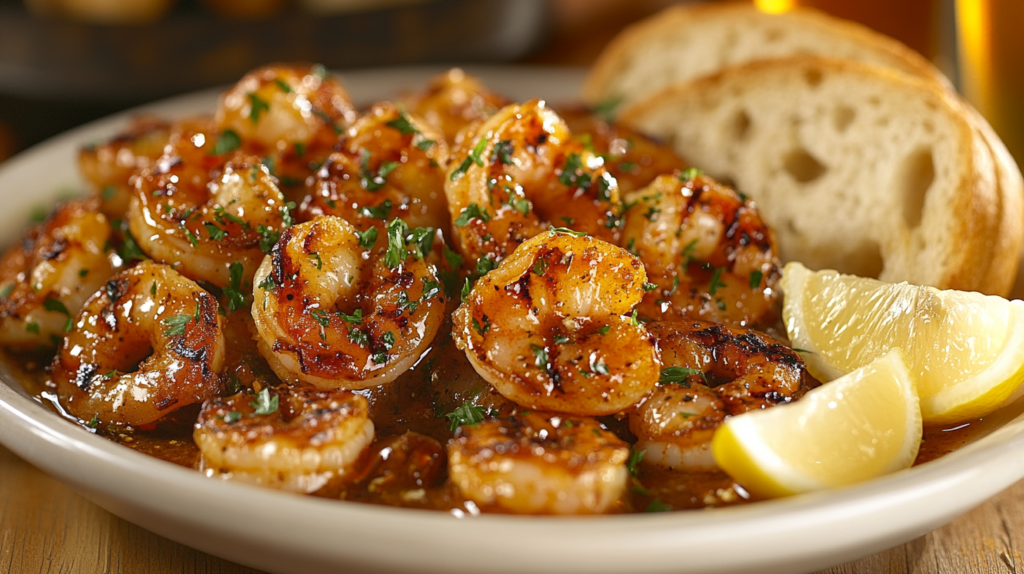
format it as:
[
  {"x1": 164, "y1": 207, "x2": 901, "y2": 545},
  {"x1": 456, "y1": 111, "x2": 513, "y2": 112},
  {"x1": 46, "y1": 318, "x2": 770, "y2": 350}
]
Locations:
[
  {"x1": 630, "y1": 321, "x2": 816, "y2": 471},
  {"x1": 453, "y1": 230, "x2": 659, "y2": 416},
  {"x1": 52, "y1": 261, "x2": 225, "y2": 427},
  {"x1": 195, "y1": 386, "x2": 374, "y2": 493},
  {"x1": 0, "y1": 199, "x2": 115, "y2": 349},
  {"x1": 445, "y1": 100, "x2": 622, "y2": 267},
  {"x1": 622, "y1": 172, "x2": 780, "y2": 327},
  {"x1": 215, "y1": 63, "x2": 356, "y2": 155},
  {"x1": 251, "y1": 215, "x2": 446, "y2": 389},
  {"x1": 402, "y1": 68, "x2": 511, "y2": 145},
  {"x1": 298, "y1": 102, "x2": 450, "y2": 234},
  {"x1": 78, "y1": 116, "x2": 172, "y2": 217},
  {"x1": 448, "y1": 411, "x2": 628, "y2": 514},
  {"x1": 129, "y1": 117, "x2": 289, "y2": 287},
  {"x1": 558, "y1": 106, "x2": 688, "y2": 194}
]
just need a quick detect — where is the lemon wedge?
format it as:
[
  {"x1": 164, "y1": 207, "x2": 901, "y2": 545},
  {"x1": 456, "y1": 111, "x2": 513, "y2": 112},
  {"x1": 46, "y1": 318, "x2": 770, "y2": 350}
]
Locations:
[
  {"x1": 711, "y1": 350, "x2": 921, "y2": 498},
  {"x1": 782, "y1": 262, "x2": 1024, "y2": 424}
]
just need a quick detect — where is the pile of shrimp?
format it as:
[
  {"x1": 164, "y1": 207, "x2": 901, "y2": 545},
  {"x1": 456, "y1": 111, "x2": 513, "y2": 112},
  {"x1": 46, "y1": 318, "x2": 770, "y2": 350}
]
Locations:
[{"x1": 0, "y1": 63, "x2": 819, "y2": 514}]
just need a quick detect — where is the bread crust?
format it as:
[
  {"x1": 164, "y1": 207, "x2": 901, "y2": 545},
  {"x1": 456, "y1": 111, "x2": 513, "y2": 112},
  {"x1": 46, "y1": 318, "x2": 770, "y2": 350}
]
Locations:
[
  {"x1": 620, "y1": 57, "x2": 1013, "y2": 295},
  {"x1": 582, "y1": 2, "x2": 949, "y2": 108}
]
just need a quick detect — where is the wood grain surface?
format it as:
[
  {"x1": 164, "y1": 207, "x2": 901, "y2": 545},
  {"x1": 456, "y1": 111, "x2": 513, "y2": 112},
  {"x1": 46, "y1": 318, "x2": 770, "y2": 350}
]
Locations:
[{"x1": 0, "y1": 440, "x2": 1019, "y2": 574}]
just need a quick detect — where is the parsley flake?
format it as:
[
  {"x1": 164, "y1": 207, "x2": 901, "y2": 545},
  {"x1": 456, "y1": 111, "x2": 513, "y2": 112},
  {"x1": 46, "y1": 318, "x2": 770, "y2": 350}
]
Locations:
[
  {"x1": 249, "y1": 388, "x2": 279, "y2": 416},
  {"x1": 247, "y1": 92, "x2": 270, "y2": 124},
  {"x1": 446, "y1": 402, "x2": 486, "y2": 431},
  {"x1": 454, "y1": 203, "x2": 491, "y2": 227},
  {"x1": 385, "y1": 113, "x2": 419, "y2": 135},
  {"x1": 162, "y1": 314, "x2": 192, "y2": 337}
]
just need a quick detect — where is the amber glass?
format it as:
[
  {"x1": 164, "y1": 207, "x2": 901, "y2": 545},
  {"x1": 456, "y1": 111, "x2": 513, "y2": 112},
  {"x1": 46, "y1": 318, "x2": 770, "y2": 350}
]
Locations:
[
  {"x1": 752, "y1": 0, "x2": 940, "y2": 59},
  {"x1": 957, "y1": 0, "x2": 1024, "y2": 164}
]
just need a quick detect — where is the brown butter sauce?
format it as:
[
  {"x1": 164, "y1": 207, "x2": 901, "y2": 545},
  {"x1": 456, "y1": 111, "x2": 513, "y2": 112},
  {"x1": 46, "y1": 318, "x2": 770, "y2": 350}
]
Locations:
[{"x1": 6, "y1": 310, "x2": 1018, "y2": 514}]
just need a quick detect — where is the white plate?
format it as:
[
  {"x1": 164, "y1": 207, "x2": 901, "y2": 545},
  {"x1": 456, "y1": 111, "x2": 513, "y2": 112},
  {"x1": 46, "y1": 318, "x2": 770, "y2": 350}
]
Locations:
[{"x1": 2, "y1": 66, "x2": 1024, "y2": 574}]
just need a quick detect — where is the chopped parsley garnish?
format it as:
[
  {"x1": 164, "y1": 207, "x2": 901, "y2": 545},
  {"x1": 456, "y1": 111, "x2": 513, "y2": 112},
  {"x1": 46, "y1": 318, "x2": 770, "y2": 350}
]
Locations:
[
  {"x1": 360, "y1": 149, "x2": 399, "y2": 191},
  {"x1": 645, "y1": 499, "x2": 672, "y2": 513},
  {"x1": 421, "y1": 279, "x2": 442, "y2": 302},
  {"x1": 472, "y1": 315, "x2": 491, "y2": 335},
  {"x1": 627, "y1": 448, "x2": 645, "y2": 477},
  {"x1": 182, "y1": 225, "x2": 199, "y2": 248},
  {"x1": 43, "y1": 298, "x2": 73, "y2": 332},
  {"x1": 509, "y1": 196, "x2": 531, "y2": 215},
  {"x1": 204, "y1": 223, "x2": 225, "y2": 241},
  {"x1": 475, "y1": 255, "x2": 496, "y2": 275},
  {"x1": 30, "y1": 206, "x2": 48, "y2": 224},
  {"x1": 310, "y1": 308, "x2": 330, "y2": 327},
  {"x1": 749, "y1": 270, "x2": 764, "y2": 288},
  {"x1": 460, "y1": 278, "x2": 472, "y2": 303},
  {"x1": 309, "y1": 252, "x2": 323, "y2": 270},
  {"x1": 87, "y1": 414, "x2": 99, "y2": 429},
  {"x1": 416, "y1": 139, "x2": 436, "y2": 151},
  {"x1": 357, "y1": 227, "x2": 378, "y2": 249},
  {"x1": 258, "y1": 274, "x2": 276, "y2": 292},
  {"x1": 548, "y1": 227, "x2": 586, "y2": 237},
  {"x1": 223, "y1": 262, "x2": 248, "y2": 312},
  {"x1": 348, "y1": 327, "x2": 369, "y2": 347},
  {"x1": 532, "y1": 258, "x2": 548, "y2": 276},
  {"x1": 642, "y1": 282, "x2": 657, "y2": 292},
  {"x1": 445, "y1": 402, "x2": 486, "y2": 431},
  {"x1": 409, "y1": 226, "x2": 435, "y2": 260},
  {"x1": 273, "y1": 78, "x2": 292, "y2": 93},
  {"x1": 162, "y1": 314, "x2": 192, "y2": 337},
  {"x1": 101, "y1": 186, "x2": 116, "y2": 200},
  {"x1": 530, "y1": 344, "x2": 549, "y2": 370},
  {"x1": 598, "y1": 325, "x2": 611, "y2": 336},
  {"x1": 554, "y1": 334, "x2": 570, "y2": 344},
  {"x1": 593, "y1": 97, "x2": 622, "y2": 123},
  {"x1": 454, "y1": 203, "x2": 491, "y2": 227},
  {"x1": 596, "y1": 173, "x2": 613, "y2": 202},
  {"x1": 360, "y1": 199, "x2": 392, "y2": 220},
  {"x1": 678, "y1": 167, "x2": 703, "y2": 182},
  {"x1": 659, "y1": 366, "x2": 705, "y2": 385},
  {"x1": 249, "y1": 387, "x2": 278, "y2": 416},
  {"x1": 223, "y1": 411, "x2": 242, "y2": 424},
  {"x1": 211, "y1": 130, "x2": 241, "y2": 156},
  {"x1": 681, "y1": 239, "x2": 698, "y2": 265},
  {"x1": 118, "y1": 230, "x2": 148, "y2": 262},
  {"x1": 281, "y1": 201, "x2": 296, "y2": 227},
  {"x1": 707, "y1": 267, "x2": 726, "y2": 296},
  {"x1": 558, "y1": 153, "x2": 585, "y2": 187},
  {"x1": 0, "y1": 284, "x2": 13, "y2": 298},
  {"x1": 258, "y1": 225, "x2": 280, "y2": 253},
  {"x1": 450, "y1": 137, "x2": 488, "y2": 181},
  {"x1": 385, "y1": 113, "x2": 419, "y2": 135},
  {"x1": 492, "y1": 140, "x2": 514, "y2": 165},
  {"x1": 385, "y1": 219, "x2": 409, "y2": 268},
  {"x1": 443, "y1": 245, "x2": 463, "y2": 270},
  {"x1": 25, "y1": 322, "x2": 40, "y2": 334},
  {"x1": 247, "y1": 92, "x2": 270, "y2": 124},
  {"x1": 338, "y1": 309, "x2": 363, "y2": 325}
]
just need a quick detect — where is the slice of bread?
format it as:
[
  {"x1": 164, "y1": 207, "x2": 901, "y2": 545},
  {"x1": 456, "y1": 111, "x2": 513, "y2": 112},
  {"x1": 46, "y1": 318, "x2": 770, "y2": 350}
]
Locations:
[
  {"x1": 620, "y1": 57, "x2": 1016, "y2": 295},
  {"x1": 582, "y1": 2, "x2": 949, "y2": 110}
]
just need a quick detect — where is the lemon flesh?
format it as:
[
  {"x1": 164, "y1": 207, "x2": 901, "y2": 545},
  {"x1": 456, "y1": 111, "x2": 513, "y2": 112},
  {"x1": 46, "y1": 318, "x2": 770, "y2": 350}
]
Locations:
[
  {"x1": 712, "y1": 350, "x2": 922, "y2": 498},
  {"x1": 782, "y1": 262, "x2": 1024, "y2": 423}
]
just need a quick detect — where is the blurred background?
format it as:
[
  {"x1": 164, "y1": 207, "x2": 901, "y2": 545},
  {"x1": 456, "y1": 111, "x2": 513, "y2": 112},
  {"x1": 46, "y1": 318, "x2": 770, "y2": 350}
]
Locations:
[{"x1": 0, "y1": 0, "x2": 1019, "y2": 165}]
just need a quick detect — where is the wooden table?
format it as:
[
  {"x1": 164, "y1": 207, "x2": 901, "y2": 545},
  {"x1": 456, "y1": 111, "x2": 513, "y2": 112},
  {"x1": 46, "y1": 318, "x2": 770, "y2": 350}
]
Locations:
[{"x1": 1, "y1": 439, "x2": 1018, "y2": 574}]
